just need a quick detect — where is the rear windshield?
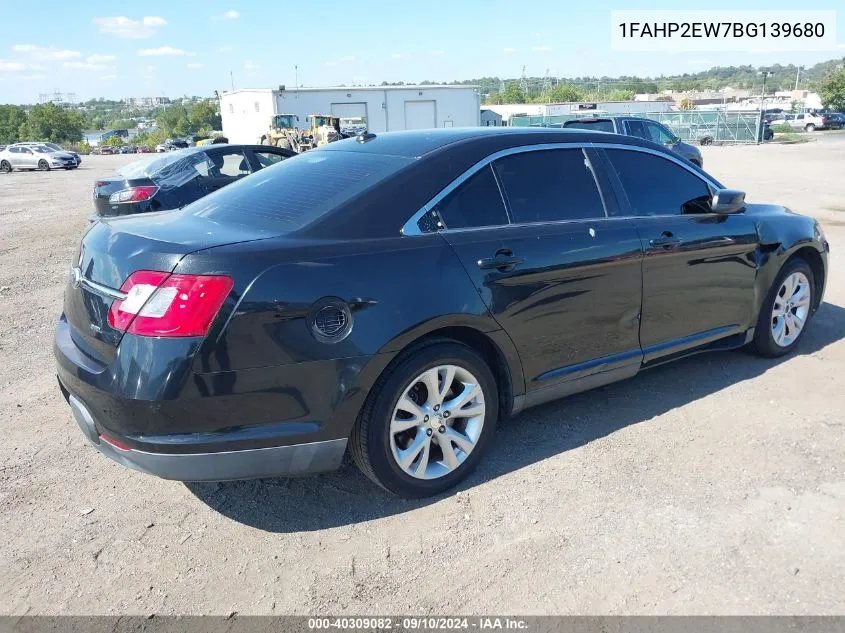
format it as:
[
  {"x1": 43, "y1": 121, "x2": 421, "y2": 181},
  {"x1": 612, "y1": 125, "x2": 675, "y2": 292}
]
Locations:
[
  {"x1": 118, "y1": 150, "x2": 215, "y2": 190},
  {"x1": 185, "y1": 150, "x2": 412, "y2": 233},
  {"x1": 563, "y1": 119, "x2": 615, "y2": 133}
]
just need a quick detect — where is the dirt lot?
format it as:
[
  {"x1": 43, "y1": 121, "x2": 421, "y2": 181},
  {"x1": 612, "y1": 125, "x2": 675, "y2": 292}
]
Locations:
[{"x1": 1, "y1": 139, "x2": 843, "y2": 616}]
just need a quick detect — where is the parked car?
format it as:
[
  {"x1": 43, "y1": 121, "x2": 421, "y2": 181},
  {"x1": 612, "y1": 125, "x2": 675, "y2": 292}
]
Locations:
[
  {"x1": 136, "y1": 145, "x2": 151, "y2": 153},
  {"x1": 769, "y1": 112, "x2": 828, "y2": 132},
  {"x1": 165, "y1": 138, "x2": 189, "y2": 151},
  {"x1": 825, "y1": 113, "x2": 845, "y2": 130},
  {"x1": 98, "y1": 146, "x2": 116, "y2": 155},
  {"x1": 561, "y1": 117, "x2": 704, "y2": 167},
  {"x1": 0, "y1": 144, "x2": 78, "y2": 171},
  {"x1": 155, "y1": 143, "x2": 167, "y2": 153},
  {"x1": 56, "y1": 128, "x2": 829, "y2": 497},
  {"x1": 90, "y1": 144, "x2": 295, "y2": 219},
  {"x1": 15, "y1": 142, "x2": 82, "y2": 166},
  {"x1": 118, "y1": 145, "x2": 136, "y2": 154}
]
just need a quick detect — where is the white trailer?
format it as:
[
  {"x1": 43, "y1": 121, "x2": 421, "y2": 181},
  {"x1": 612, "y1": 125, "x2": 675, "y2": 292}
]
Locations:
[{"x1": 220, "y1": 85, "x2": 481, "y2": 144}]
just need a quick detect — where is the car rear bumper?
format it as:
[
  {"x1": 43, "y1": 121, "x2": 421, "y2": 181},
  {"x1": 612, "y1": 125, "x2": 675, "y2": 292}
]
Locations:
[
  {"x1": 53, "y1": 315, "x2": 375, "y2": 482},
  {"x1": 62, "y1": 388, "x2": 346, "y2": 481}
]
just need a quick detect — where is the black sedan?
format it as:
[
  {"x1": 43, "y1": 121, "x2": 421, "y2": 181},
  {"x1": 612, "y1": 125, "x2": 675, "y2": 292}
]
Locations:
[
  {"x1": 91, "y1": 145, "x2": 295, "y2": 218},
  {"x1": 55, "y1": 128, "x2": 829, "y2": 498}
]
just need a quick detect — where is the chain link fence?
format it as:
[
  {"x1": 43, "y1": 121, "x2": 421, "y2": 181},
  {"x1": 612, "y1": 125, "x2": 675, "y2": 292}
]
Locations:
[{"x1": 509, "y1": 110, "x2": 764, "y2": 144}]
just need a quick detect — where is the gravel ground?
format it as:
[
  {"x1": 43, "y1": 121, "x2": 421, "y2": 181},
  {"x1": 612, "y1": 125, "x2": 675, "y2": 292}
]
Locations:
[{"x1": 1, "y1": 140, "x2": 843, "y2": 616}]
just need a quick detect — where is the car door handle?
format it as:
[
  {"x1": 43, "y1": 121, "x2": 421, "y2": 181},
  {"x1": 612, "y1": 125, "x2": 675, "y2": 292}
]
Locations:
[
  {"x1": 478, "y1": 256, "x2": 524, "y2": 270},
  {"x1": 649, "y1": 233, "x2": 682, "y2": 248}
]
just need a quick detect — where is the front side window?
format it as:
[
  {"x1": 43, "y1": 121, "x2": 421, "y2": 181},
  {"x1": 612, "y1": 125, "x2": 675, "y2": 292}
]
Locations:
[
  {"x1": 211, "y1": 151, "x2": 252, "y2": 178},
  {"x1": 493, "y1": 149, "x2": 606, "y2": 224},
  {"x1": 254, "y1": 151, "x2": 287, "y2": 169},
  {"x1": 625, "y1": 119, "x2": 649, "y2": 139},
  {"x1": 644, "y1": 121, "x2": 674, "y2": 144},
  {"x1": 604, "y1": 149, "x2": 712, "y2": 216},
  {"x1": 421, "y1": 165, "x2": 509, "y2": 232}
]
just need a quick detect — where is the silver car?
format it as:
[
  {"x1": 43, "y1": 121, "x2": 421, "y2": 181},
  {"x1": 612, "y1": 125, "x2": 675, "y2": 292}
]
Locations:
[
  {"x1": 15, "y1": 141, "x2": 82, "y2": 166},
  {"x1": 0, "y1": 144, "x2": 78, "y2": 172}
]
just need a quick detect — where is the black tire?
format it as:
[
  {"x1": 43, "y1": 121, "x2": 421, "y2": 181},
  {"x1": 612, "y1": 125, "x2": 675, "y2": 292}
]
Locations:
[
  {"x1": 749, "y1": 258, "x2": 815, "y2": 358},
  {"x1": 38, "y1": 159, "x2": 49, "y2": 171},
  {"x1": 350, "y1": 339, "x2": 498, "y2": 497},
  {"x1": 805, "y1": 123, "x2": 816, "y2": 132},
  {"x1": 700, "y1": 136, "x2": 713, "y2": 146},
  {"x1": 0, "y1": 160, "x2": 11, "y2": 173}
]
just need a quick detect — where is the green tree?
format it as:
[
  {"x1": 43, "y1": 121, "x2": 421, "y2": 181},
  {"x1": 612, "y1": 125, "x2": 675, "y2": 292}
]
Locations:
[
  {"x1": 108, "y1": 119, "x2": 136, "y2": 130},
  {"x1": 501, "y1": 82, "x2": 526, "y2": 104},
  {"x1": 678, "y1": 98, "x2": 694, "y2": 110},
  {"x1": 818, "y1": 68, "x2": 845, "y2": 112},
  {"x1": 19, "y1": 103, "x2": 83, "y2": 143},
  {"x1": 188, "y1": 100, "x2": 222, "y2": 133},
  {"x1": 0, "y1": 105, "x2": 28, "y2": 144},
  {"x1": 158, "y1": 105, "x2": 193, "y2": 137},
  {"x1": 103, "y1": 135, "x2": 125, "y2": 147},
  {"x1": 542, "y1": 83, "x2": 584, "y2": 103}
]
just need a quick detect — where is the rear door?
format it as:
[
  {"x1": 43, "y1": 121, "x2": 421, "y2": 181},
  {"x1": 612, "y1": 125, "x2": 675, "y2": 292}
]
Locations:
[
  {"x1": 599, "y1": 147, "x2": 759, "y2": 362},
  {"x1": 424, "y1": 146, "x2": 643, "y2": 391}
]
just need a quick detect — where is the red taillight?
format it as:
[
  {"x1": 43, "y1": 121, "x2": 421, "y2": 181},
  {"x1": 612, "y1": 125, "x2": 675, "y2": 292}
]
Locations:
[
  {"x1": 109, "y1": 185, "x2": 158, "y2": 204},
  {"x1": 94, "y1": 180, "x2": 107, "y2": 187},
  {"x1": 107, "y1": 270, "x2": 233, "y2": 337}
]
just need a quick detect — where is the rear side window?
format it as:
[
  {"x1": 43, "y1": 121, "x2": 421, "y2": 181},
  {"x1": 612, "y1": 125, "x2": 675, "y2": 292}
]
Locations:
[
  {"x1": 254, "y1": 150, "x2": 287, "y2": 168},
  {"x1": 604, "y1": 149, "x2": 712, "y2": 216},
  {"x1": 564, "y1": 119, "x2": 615, "y2": 133},
  {"x1": 187, "y1": 150, "x2": 412, "y2": 233},
  {"x1": 625, "y1": 120, "x2": 649, "y2": 139},
  {"x1": 424, "y1": 166, "x2": 508, "y2": 231},
  {"x1": 493, "y1": 149, "x2": 606, "y2": 223}
]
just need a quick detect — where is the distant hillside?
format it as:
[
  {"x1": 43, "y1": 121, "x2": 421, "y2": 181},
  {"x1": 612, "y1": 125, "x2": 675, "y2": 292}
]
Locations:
[{"x1": 379, "y1": 57, "x2": 845, "y2": 104}]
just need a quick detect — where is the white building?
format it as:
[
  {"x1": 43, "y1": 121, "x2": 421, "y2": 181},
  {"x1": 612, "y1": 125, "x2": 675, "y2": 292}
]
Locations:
[
  {"x1": 220, "y1": 85, "x2": 481, "y2": 144},
  {"x1": 483, "y1": 100, "x2": 675, "y2": 125}
]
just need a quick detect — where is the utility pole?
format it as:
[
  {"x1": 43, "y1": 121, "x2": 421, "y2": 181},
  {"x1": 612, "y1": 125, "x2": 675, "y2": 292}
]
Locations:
[
  {"x1": 794, "y1": 65, "x2": 803, "y2": 91},
  {"x1": 758, "y1": 69, "x2": 771, "y2": 145},
  {"x1": 519, "y1": 65, "x2": 528, "y2": 95},
  {"x1": 295, "y1": 65, "x2": 299, "y2": 98},
  {"x1": 229, "y1": 70, "x2": 234, "y2": 92}
]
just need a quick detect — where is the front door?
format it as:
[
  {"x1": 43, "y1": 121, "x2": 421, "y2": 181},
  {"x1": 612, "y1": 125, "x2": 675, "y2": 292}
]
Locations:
[
  {"x1": 429, "y1": 147, "x2": 644, "y2": 393},
  {"x1": 600, "y1": 147, "x2": 759, "y2": 362}
]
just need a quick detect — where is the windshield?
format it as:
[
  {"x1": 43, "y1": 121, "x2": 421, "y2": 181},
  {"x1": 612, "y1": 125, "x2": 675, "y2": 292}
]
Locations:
[
  {"x1": 185, "y1": 150, "x2": 412, "y2": 234},
  {"x1": 273, "y1": 115, "x2": 296, "y2": 128}
]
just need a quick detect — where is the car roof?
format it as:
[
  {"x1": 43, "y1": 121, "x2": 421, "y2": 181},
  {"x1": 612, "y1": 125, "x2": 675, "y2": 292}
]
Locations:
[{"x1": 317, "y1": 126, "x2": 659, "y2": 159}]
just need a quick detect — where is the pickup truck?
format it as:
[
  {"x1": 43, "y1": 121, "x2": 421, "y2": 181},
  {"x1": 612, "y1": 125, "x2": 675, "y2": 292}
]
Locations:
[{"x1": 561, "y1": 116, "x2": 704, "y2": 168}]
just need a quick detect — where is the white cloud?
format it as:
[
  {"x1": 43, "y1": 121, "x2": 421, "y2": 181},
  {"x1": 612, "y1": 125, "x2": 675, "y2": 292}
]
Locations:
[
  {"x1": 63, "y1": 61, "x2": 110, "y2": 70},
  {"x1": 12, "y1": 45, "x2": 81, "y2": 61},
  {"x1": 0, "y1": 60, "x2": 27, "y2": 72},
  {"x1": 325, "y1": 60, "x2": 337, "y2": 67},
  {"x1": 22, "y1": 74, "x2": 48, "y2": 80},
  {"x1": 391, "y1": 53, "x2": 409, "y2": 60},
  {"x1": 100, "y1": 74, "x2": 117, "y2": 80},
  {"x1": 138, "y1": 46, "x2": 187, "y2": 57},
  {"x1": 187, "y1": 63, "x2": 204, "y2": 69},
  {"x1": 93, "y1": 16, "x2": 167, "y2": 39},
  {"x1": 244, "y1": 60, "x2": 260, "y2": 71},
  {"x1": 503, "y1": 47, "x2": 516, "y2": 53},
  {"x1": 212, "y1": 9, "x2": 240, "y2": 20},
  {"x1": 532, "y1": 45, "x2": 552, "y2": 52},
  {"x1": 430, "y1": 50, "x2": 445, "y2": 56},
  {"x1": 219, "y1": 45, "x2": 234, "y2": 52},
  {"x1": 87, "y1": 54, "x2": 117, "y2": 63}
]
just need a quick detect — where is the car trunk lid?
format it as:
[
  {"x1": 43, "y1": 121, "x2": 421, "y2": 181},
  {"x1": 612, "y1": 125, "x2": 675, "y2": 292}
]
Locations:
[{"x1": 64, "y1": 212, "x2": 269, "y2": 364}]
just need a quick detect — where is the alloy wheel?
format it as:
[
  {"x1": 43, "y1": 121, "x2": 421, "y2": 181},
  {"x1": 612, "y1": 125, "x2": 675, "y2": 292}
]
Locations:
[
  {"x1": 771, "y1": 271, "x2": 811, "y2": 347},
  {"x1": 389, "y1": 365, "x2": 485, "y2": 480}
]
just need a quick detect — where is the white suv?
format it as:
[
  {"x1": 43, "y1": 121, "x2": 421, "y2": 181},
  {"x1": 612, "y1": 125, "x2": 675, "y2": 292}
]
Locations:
[{"x1": 770, "y1": 112, "x2": 828, "y2": 132}]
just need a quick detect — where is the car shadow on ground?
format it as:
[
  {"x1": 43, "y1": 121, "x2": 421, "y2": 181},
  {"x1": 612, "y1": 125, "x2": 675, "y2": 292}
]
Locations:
[{"x1": 186, "y1": 301, "x2": 845, "y2": 533}]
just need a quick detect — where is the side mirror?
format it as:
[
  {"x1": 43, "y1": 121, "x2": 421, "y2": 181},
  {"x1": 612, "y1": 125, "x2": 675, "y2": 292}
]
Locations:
[{"x1": 711, "y1": 189, "x2": 746, "y2": 214}]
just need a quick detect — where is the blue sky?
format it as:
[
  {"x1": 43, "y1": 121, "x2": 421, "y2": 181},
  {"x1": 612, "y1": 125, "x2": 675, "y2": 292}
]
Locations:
[{"x1": 1, "y1": 0, "x2": 843, "y2": 104}]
